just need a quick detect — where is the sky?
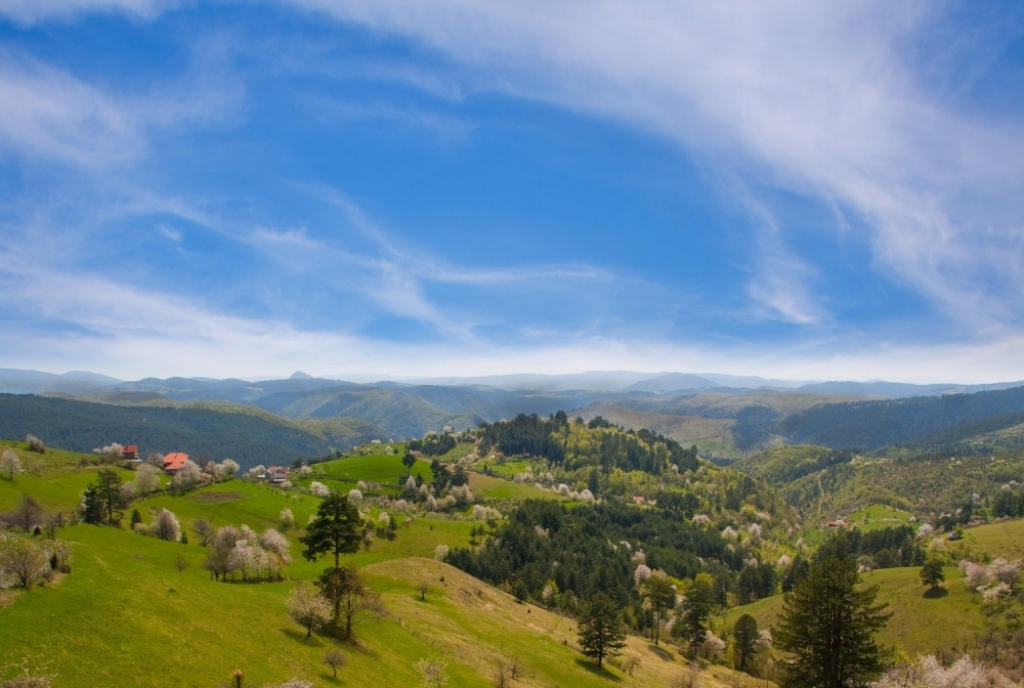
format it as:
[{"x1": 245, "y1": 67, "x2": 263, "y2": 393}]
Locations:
[{"x1": 1, "y1": 1, "x2": 1023, "y2": 383}]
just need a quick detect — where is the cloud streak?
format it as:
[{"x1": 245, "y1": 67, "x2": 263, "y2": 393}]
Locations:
[{"x1": 285, "y1": 0, "x2": 1024, "y2": 328}]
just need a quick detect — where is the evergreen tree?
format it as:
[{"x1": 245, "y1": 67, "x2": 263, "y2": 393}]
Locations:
[
  {"x1": 299, "y1": 492, "x2": 362, "y2": 568},
  {"x1": 578, "y1": 592, "x2": 626, "y2": 668},
  {"x1": 81, "y1": 484, "x2": 104, "y2": 525},
  {"x1": 402, "y1": 451, "x2": 417, "y2": 475},
  {"x1": 775, "y1": 557, "x2": 890, "y2": 688},
  {"x1": 642, "y1": 573, "x2": 677, "y2": 645},
  {"x1": 733, "y1": 613, "x2": 759, "y2": 673},
  {"x1": 96, "y1": 468, "x2": 125, "y2": 526},
  {"x1": 676, "y1": 572, "x2": 715, "y2": 658}
]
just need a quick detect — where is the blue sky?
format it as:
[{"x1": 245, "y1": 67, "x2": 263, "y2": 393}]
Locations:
[{"x1": 1, "y1": 1, "x2": 1023, "y2": 383}]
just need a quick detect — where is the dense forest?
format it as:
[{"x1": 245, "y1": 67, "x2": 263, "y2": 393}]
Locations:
[
  {"x1": 477, "y1": 413, "x2": 699, "y2": 474},
  {"x1": 0, "y1": 394, "x2": 332, "y2": 467},
  {"x1": 780, "y1": 385, "x2": 1024, "y2": 450},
  {"x1": 445, "y1": 499, "x2": 756, "y2": 608}
]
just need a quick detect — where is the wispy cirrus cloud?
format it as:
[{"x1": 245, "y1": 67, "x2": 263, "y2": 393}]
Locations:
[
  {"x1": 0, "y1": 0, "x2": 178, "y2": 26},
  {"x1": 283, "y1": 0, "x2": 1024, "y2": 329}
]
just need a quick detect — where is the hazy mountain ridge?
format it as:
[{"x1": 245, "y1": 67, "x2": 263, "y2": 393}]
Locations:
[{"x1": 5, "y1": 369, "x2": 1024, "y2": 458}]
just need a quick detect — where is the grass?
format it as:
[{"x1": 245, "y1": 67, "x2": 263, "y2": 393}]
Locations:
[
  {"x1": 1, "y1": 443, "x2": 753, "y2": 688},
  {"x1": 365, "y1": 558, "x2": 738, "y2": 688},
  {"x1": 722, "y1": 565, "x2": 1010, "y2": 658},
  {"x1": 955, "y1": 519, "x2": 1024, "y2": 561},
  {"x1": 847, "y1": 504, "x2": 914, "y2": 532},
  {"x1": 0, "y1": 519, "x2": 739, "y2": 688},
  {"x1": 308, "y1": 453, "x2": 430, "y2": 488},
  {"x1": 468, "y1": 473, "x2": 562, "y2": 502}
]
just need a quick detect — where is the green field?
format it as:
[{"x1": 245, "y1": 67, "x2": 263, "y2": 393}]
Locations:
[
  {"x1": 847, "y1": 504, "x2": 914, "y2": 532},
  {"x1": 5, "y1": 439, "x2": 1024, "y2": 687},
  {"x1": 308, "y1": 453, "x2": 430, "y2": 488},
  {"x1": 722, "y1": 564, "x2": 1014, "y2": 659}
]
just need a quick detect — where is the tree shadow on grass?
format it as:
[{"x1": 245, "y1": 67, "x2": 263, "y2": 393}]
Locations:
[
  {"x1": 923, "y1": 586, "x2": 949, "y2": 599},
  {"x1": 340, "y1": 638, "x2": 379, "y2": 659},
  {"x1": 573, "y1": 658, "x2": 623, "y2": 682},
  {"x1": 320, "y1": 671, "x2": 345, "y2": 686},
  {"x1": 645, "y1": 644, "x2": 676, "y2": 662},
  {"x1": 281, "y1": 628, "x2": 326, "y2": 647}
]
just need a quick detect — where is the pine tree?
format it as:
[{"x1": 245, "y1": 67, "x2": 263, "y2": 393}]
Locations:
[
  {"x1": 775, "y1": 557, "x2": 890, "y2": 688},
  {"x1": 677, "y1": 572, "x2": 715, "y2": 657},
  {"x1": 578, "y1": 592, "x2": 626, "y2": 668},
  {"x1": 299, "y1": 492, "x2": 361, "y2": 569},
  {"x1": 81, "y1": 484, "x2": 105, "y2": 525},
  {"x1": 642, "y1": 573, "x2": 677, "y2": 645},
  {"x1": 733, "y1": 613, "x2": 759, "y2": 673},
  {"x1": 96, "y1": 468, "x2": 125, "y2": 526}
]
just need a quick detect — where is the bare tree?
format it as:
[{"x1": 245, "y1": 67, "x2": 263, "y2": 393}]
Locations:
[
  {"x1": 193, "y1": 519, "x2": 215, "y2": 547},
  {"x1": 0, "y1": 449, "x2": 22, "y2": 480},
  {"x1": 669, "y1": 661, "x2": 701, "y2": 688},
  {"x1": 7, "y1": 496, "x2": 45, "y2": 532},
  {"x1": 0, "y1": 538, "x2": 49, "y2": 589},
  {"x1": 323, "y1": 649, "x2": 346, "y2": 678},
  {"x1": 287, "y1": 582, "x2": 332, "y2": 640},
  {"x1": 174, "y1": 554, "x2": 189, "y2": 572},
  {"x1": 493, "y1": 657, "x2": 522, "y2": 688},
  {"x1": 415, "y1": 657, "x2": 449, "y2": 688}
]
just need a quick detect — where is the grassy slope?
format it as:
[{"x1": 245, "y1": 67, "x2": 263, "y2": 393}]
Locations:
[
  {"x1": 722, "y1": 566, "x2": 988, "y2": 657},
  {"x1": 954, "y1": 519, "x2": 1024, "y2": 561},
  {"x1": 1, "y1": 446, "x2": 742, "y2": 688}
]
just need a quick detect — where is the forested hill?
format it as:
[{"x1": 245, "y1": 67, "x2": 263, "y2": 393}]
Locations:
[
  {"x1": 0, "y1": 394, "x2": 333, "y2": 468},
  {"x1": 780, "y1": 384, "x2": 1024, "y2": 450},
  {"x1": 476, "y1": 413, "x2": 700, "y2": 474}
]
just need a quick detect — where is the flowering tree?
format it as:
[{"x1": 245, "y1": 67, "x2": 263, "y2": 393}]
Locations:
[
  {"x1": 1, "y1": 449, "x2": 24, "y2": 480},
  {"x1": 149, "y1": 508, "x2": 181, "y2": 542},
  {"x1": 286, "y1": 582, "x2": 332, "y2": 639},
  {"x1": 137, "y1": 463, "x2": 162, "y2": 493}
]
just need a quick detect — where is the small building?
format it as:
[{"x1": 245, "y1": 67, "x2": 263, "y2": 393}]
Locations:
[
  {"x1": 123, "y1": 445, "x2": 140, "y2": 462},
  {"x1": 163, "y1": 452, "x2": 189, "y2": 474}
]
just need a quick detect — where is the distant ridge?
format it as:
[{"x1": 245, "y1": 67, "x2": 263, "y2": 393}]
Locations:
[{"x1": 0, "y1": 368, "x2": 122, "y2": 395}]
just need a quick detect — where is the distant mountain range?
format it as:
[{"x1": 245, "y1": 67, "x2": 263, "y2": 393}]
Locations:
[{"x1": 3, "y1": 368, "x2": 1024, "y2": 461}]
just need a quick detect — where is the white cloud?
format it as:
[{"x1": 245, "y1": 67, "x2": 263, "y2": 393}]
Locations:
[
  {"x1": 0, "y1": 0, "x2": 177, "y2": 25},
  {"x1": 0, "y1": 55, "x2": 141, "y2": 167},
  {"x1": 283, "y1": 0, "x2": 1024, "y2": 329}
]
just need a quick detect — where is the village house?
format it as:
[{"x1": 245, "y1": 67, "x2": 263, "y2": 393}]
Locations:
[{"x1": 162, "y1": 452, "x2": 189, "y2": 474}]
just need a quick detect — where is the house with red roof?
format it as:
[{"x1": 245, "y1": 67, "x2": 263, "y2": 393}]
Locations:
[
  {"x1": 162, "y1": 452, "x2": 189, "y2": 474},
  {"x1": 123, "y1": 445, "x2": 140, "y2": 462}
]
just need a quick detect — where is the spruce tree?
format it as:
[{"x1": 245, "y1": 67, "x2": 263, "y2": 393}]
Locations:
[
  {"x1": 299, "y1": 492, "x2": 361, "y2": 568},
  {"x1": 733, "y1": 613, "x2": 759, "y2": 672},
  {"x1": 578, "y1": 592, "x2": 626, "y2": 668},
  {"x1": 775, "y1": 557, "x2": 890, "y2": 688}
]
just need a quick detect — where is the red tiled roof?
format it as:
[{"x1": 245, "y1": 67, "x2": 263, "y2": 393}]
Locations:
[
  {"x1": 163, "y1": 452, "x2": 189, "y2": 470},
  {"x1": 124, "y1": 445, "x2": 138, "y2": 454}
]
